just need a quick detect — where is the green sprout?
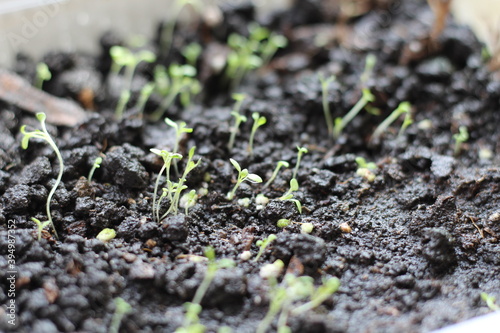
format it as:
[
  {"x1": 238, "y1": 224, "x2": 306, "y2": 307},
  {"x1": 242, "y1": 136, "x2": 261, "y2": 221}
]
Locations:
[
  {"x1": 224, "y1": 23, "x2": 286, "y2": 91},
  {"x1": 180, "y1": 189, "x2": 198, "y2": 215},
  {"x1": 182, "y1": 42, "x2": 203, "y2": 67},
  {"x1": 279, "y1": 178, "x2": 302, "y2": 214},
  {"x1": 227, "y1": 158, "x2": 263, "y2": 200},
  {"x1": 96, "y1": 228, "x2": 116, "y2": 242},
  {"x1": 109, "y1": 46, "x2": 156, "y2": 119},
  {"x1": 35, "y1": 62, "x2": 51, "y2": 90},
  {"x1": 453, "y1": 126, "x2": 469, "y2": 156},
  {"x1": 318, "y1": 73, "x2": 336, "y2": 136},
  {"x1": 31, "y1": 218, "x2": 51, "y2": 241},
  {"x1": 276, "y1": 219, "x2": 313, "y2": 234},
  {"x1": 247, "y1": 112, "x2": 267, "y2": 157},
  {"x1": 87, "y1": 156, "x2": 103, "y2": 185},
  {"x1": 151, "y1": 64, "x2": 201, "y2": 121},
  {"x1": 150, "y1": 149, "x2": 183, "y2": 222},
  {"x1": 333, "y1": 88, "x2": 375, "y2": 139},
  {"x1": 176, "y1": 247, "x2": 235, "y2": 333},
  {"x1": 159, "y1": 0, "x2": 204, "y2": 59},
  {"x1": 254, "y1": 234, "x2": 277, "y2": 262},
  {"x1": 256, "y1": 274, "x2": 340, "y2": 333},
  {"x1": 165, "y1": 117, "x2": 194, "y2": 176},
  {"x1": 360, "y1": 53, "x2": 377, "y2": 86},
  {"x1": 162, "y1": 147, "x2": 201, "y2": 218},
  {"x1": 292, "y1": 146, "x2": 308, "y2": 180},
  {"x1": 480, "y1": 292, "x2": 500, "y2": 311},
  {"x1": 109, "y1": 297, "x2": 132, "y2": 333},
  {"x1": 20, "y1": 112, "x2": 63, "y2": 239},
  {"x1": 263, "y1": 161, "x2": 289, "y2": 190},
  {"x1": 355, "y1": 157, "x2": 377, "y2": 182},
  {"x1": 371, "y1": 102, "x2": 412, "y2": 140},
  {"x1": 276, "y1": 219, "x2": 291, "y2": 228},
  {"x1": 227, "y1": 93, "x2": 248, "y2": 152},
  {"x1": 135, "y1": 82, "x2": 155, "y2": 116}
]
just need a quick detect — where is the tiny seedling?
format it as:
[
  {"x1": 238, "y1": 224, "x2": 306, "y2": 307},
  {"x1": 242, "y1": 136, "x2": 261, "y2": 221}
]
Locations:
[
  {"x1": 31, "y1": 218, "x2": 51, "y2": 241},
  {"x1": 279, "y1": 178, "x2": 303, "y2": 214},
  {"x1": 292, "y1": 146, "x2": 308, "y2": 180},
  {"x1": 151, "y1": 64, "x2": 201, "y2": 121},
  {"x1": 260, "y1": 32, "x2": 288, "y2": 67},
  {"x1": 333, "y1": 88, "x2": 375, "y2": 139},
  {"x1": 247, "y1": 112, "x2": 267, "y2": 157},
  {"x1": 318, "y1": 73, "x2": 336, "y2": 136},
  {"x1": 276, "y1": 219, "x2": 313, "y2": 234},
  {"x1": 360, "y1": 53, "x2": 377, "y2": 86},
  {"x1": 453, "y1": 126, "x2": 469, "y2": 156},
  {"x1": 254, "y1": 234, "x2": 277, "y2": 262},
  {"x1": 256, "y1": 274, "x2": 340, "y2": 333},
  {"x1": 109, "y1": 297, "x2": 132, "y2": 333},
  {"x1": 276, "y1": 219, "x2": 291, "y2": 228},
  {"x1": 165, "y1": 117, "x2": 194, "y2": 176},
  {"x1": 355, "y1": 157, "x2": 377, "y2": 182},
  {"x1": 135, "y1": 82, "x2": 155, "y2": 116},
  {"x1": 87, "y1": 156, "x2": 103, "y2": 185},
  {"x1": 159, "y1": 0, "x2": 204, "y2": 59},
  {"x1": 150, "y1": 149, "x2": 182, "y2": 222},
  {"x1": 176, "y1": 246, "x2": 235, "y2": 333},
  {"x1": 182, "y1": 42, "x2": 203, "y2": 67},
  {"x1": 371, "y1": 101, "x2": 412, "y2": 140},
  {"x1": 21, "y1": 112, "x2": 63, "y2": 239},
  {"x1": 162, "y1": 147, "x2": 201, "y2": 218},
  {"x1": 227, "y1": 93, "x2": 248, "y2": 151},
  {"x1": 109, "y1": 46, "x2": 157, "y2": 119},
  {"x1": 227, "y1": 158, "x2": 263, "y2": 200},
  {"x1": 263, "y1": 161, "x2": 289, "y2": 190},
  {"x1": 180, "y1": 190, "x2": 198, "y2": 215},
  {"x1": 96, "y1": 228, "x2": 116, "y2": 242},
  {"x1": 35, "y1": 62, "x2": 51, "y2": 90},
  {"x1": 480, "y1": 292, "x2": 500, "y2": 311}
]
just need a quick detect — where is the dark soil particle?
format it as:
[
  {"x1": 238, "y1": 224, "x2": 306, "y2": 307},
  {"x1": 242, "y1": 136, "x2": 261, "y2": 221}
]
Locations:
[{"x1": 1, "y1": 0, "x2": 500, "y2": 332}]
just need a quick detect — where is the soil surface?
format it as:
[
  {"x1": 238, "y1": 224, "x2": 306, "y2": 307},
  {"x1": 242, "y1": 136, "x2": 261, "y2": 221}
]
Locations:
[{"x1": 1, "y1": 0, "x2": 500, "y2": 332}]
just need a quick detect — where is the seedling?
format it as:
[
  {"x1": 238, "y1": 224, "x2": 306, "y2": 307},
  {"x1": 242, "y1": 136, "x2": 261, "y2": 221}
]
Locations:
[
  {"x1": 21, "y1": 112, "x2": 63, "y2": 239},
  {"x1": 109, "y1": 297, "x2": 132, "y2": 333},
  {"x1": 253, "y1": 234, "x2": 277, "y2": 262},
  {"x1": 177, "y1": 246, "x2": 235, "y2": 333},
  {"x1": 333, "y1": 88, "x2": 375, "y2": 139},
  {"x1": 227, "y1": 93, "x2": 248, "y2": 151},
  {"x1": 371, "y1": 101, "x2": 412, "y2": 140},
  {"x1": 355, "y1": 157, "x2": 377, "y2": 182},
  {"x1": 35, "y1": 62, "x2": 51, "y2": 90},
  {"x1": 276, "y1": 219, "x2": 313, "y2": 233},
  {"x1": 227, "y1": 158, "x2": 263, "y2": 200},
  {"x1": 96, "y1": 228, "x2": 116, "y2": 242},
  {"x1": 31, "y1": 218, "x2": 51, "y2": 241},
  {"x1": 292, "y1": 146, "x2": 308, "y2": 180},
  {"x1": 135, "y1": 82, "x2": 155, "y2": 116},
  {"x1": 279, "y1": 178, "x2": 303, "y2": 214},
  {"x1": 263, "y1": 161, "x2": 289, "y2": 190},
  {"x1": 247, "y1": 112, "x2": 267, "y2": 156},
  {"x1": 318, "y1": 73, "x2": 336, "y2": 136},
  {"x1": 480, "y1": 292, "x2": 500, "y2": 311},
  {"x1": 151, "y1": 64, "x2": 201, "y2": 121},
  {"x1": 453, "y1": 126, "x2": 469, "y2": 156},
  {"x1": 87, "y1": 156, "x2": 103, "y2": 185},
  {"x1": 260, "y1": 32, "x2": 288, "y2": 67},
  {"x1": 182, "y1": 42, "x2": 202, "y2": 67},
  {"x1": 162, "y1": 147, "x2": 201, "y2": 218},
  {"x1": 165, "y1": 117, "x2": 194, "y2": 176},
  {"x1": 360, "y1": 53, "x2": 377, "y2": 86},
  {"x1": 159, "y1": 0, "x2": 204, "y2": 59},
  {"x1": 180, "y1": 190, "x2": 198, "y2": 215},
  {"x1": 109, "y1": 46, "x2": 156, "y2": 119},
  {"x1": 150, "y1": 149, "x2": 182, "y2": 222},
  {"x1": 256, "y1": 274, "x2": 340, "y2": 333}
]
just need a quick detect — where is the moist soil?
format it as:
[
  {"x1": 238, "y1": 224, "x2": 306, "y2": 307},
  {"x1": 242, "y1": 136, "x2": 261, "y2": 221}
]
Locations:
[{"x1": 1, "y1": 0, "x2": 500, "y2": 332}]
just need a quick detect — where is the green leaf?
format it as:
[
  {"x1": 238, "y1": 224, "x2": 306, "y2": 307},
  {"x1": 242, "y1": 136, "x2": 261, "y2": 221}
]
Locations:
[
  {"x1": 246, "y1": 173, "x2": 263, "y2": 183},
  {"x1": 229, "y1": 158, "x2": 241, "y2": 172},
  {"x1": 290, "y1": 178, "x2": 299, "y2": 192}
]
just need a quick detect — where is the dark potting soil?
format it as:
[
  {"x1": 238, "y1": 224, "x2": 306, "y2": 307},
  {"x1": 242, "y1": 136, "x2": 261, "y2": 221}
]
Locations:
[{"x1": 1, "y1": 0, "x2": 500, "y2": 332}]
